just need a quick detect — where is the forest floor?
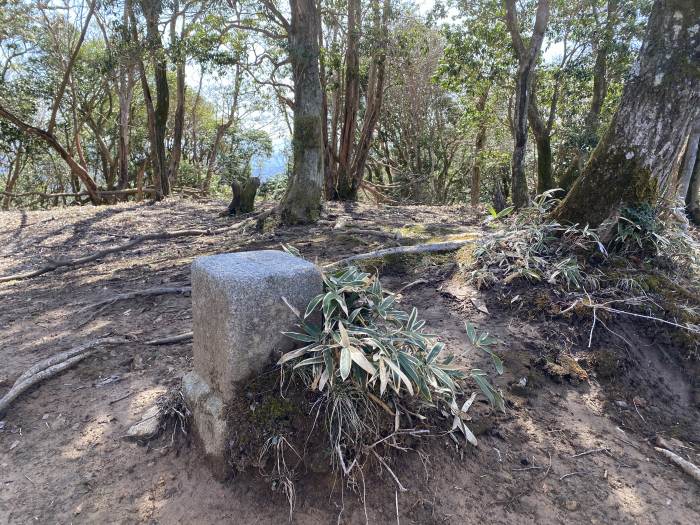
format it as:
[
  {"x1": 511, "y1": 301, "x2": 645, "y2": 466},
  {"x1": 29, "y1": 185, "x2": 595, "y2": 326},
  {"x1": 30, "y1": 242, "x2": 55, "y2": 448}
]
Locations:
[{"x1": 0, "y1": 198, "x2": 698, "y2": 524}]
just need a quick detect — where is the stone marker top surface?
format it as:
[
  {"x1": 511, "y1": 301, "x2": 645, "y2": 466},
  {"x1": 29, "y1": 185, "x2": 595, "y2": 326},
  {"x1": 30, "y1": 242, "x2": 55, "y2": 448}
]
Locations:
[{"x1": 192, "y1": 250, "x2": 318, "y2": 281}]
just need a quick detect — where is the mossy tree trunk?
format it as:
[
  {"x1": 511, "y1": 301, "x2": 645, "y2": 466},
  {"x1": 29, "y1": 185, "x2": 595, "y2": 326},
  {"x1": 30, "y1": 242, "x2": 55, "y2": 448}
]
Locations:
[
  {"x1": 553, "y1": 0, "x2": 700, "y2": 227},
  {"x1": 280, "y1": 0, "x2": 324, "y2": 224},
  {"x1": 504, "y1": 0, "x2": 550, "y2": 208}
]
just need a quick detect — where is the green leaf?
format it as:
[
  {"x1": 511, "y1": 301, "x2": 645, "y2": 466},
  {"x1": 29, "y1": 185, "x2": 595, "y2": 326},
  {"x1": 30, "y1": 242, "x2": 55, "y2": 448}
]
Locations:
[
  {"x1": 465, "y1": 322, "x2": 476, "y2": 344},
  {"x1": 282, "y1": 331, "x2": 318, "y2": 343},
  {"x1": 427, "y1": 342, "x2": 445, "y2": 363},
  {"x1": 339, "y1": 347, "x2": 352, "y2": 380},
  {"x1": 277, "y1": 345, "x2": 313, "y2": 365},
  {"x1": 349, "y1": 347, "x2": 377, "y2": 376},
  {"x1": 293, "y1": 355, "x2": 325, "y2": 369},
  {"x1": 304, "y1": 293, "x2": 325, "y2": 318}
]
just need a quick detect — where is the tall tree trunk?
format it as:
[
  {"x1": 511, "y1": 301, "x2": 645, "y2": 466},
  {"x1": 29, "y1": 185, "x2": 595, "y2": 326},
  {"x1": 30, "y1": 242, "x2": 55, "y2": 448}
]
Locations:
[
  {"x1": 332, "y1": 0, "x2": 361, "y2": 200},
  {"x1": 168, "y1": 2, "x2": 185, "y2": 187},
  {"x1": 504, "y1": 0, "x2": 550, "y2": 208},
  {"x1": 117, "y1": 1, "x2": 135, "y2": 190},
  {"x1": 280, "y1": 0, "x2": 324, "y2": 224},
  {"x1": 348, "y1": 0, "x2": 390, "y2": 196},
  {"x1": 553, "y1": 0, "x2": 700, "y2": 227},
  {"x1": 470, "y1": 82, "x2": 492, "y2": 207},
  {"x1": 138, "y1": 0, "x2": 170, "y2": 198}
]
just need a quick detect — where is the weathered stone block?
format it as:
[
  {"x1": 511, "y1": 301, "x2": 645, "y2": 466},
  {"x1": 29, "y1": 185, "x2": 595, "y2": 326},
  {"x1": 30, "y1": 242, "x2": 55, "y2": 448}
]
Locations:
[
  {"x1": 191, "y1": 250, "x2": 323, "y2": 403},
  {"x1": 184, "y1": 250, "x2": 323, "y2": 477}
]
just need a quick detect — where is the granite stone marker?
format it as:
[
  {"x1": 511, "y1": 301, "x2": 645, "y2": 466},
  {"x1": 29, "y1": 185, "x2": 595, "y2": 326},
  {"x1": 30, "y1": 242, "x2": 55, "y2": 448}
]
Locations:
[{"x1": 182, "y1": 250, "x2": 323, "y2": 475}]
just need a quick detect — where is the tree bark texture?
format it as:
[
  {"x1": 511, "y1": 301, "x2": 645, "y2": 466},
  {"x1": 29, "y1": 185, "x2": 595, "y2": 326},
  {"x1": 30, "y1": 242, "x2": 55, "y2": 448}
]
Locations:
[
  {"x1": 504, "y1": 0, "x2": 550, "y2": 208},
  {"x1": 553, "y1": 0, "x2": 700, "y2": 227},
  {"x1": 280, "y1": 0, "x2": 324, "y2": 224}
]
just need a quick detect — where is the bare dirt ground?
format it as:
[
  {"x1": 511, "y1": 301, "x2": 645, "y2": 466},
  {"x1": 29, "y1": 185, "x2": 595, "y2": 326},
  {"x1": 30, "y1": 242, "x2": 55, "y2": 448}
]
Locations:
[{"x1": 0, "y1": 198, "x2": 698, "y2": 524}]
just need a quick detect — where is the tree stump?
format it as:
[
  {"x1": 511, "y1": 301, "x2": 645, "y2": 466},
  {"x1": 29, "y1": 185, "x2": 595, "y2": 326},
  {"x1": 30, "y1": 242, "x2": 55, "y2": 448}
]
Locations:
[{"x1": 225, "y1": 177, "x2": 260, "y2": 216}]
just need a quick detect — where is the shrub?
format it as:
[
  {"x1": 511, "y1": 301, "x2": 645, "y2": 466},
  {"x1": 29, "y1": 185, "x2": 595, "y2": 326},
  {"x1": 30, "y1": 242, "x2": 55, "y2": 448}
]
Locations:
[{"x1": 278, "y1": 265, "x2": 504, "y2": 477}]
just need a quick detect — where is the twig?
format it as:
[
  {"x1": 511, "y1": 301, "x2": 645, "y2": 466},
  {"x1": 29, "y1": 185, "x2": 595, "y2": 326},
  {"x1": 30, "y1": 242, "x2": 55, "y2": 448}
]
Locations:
[
  {"x1": 145, "y1": 332, "x2": 193, "y2": 346},
  {"x1": 571, "y1": 447, "x2": 610, "y2": 458},
  {"x1": 559, "y1": 471, "x2": 587, "y2": 481},
  {"x1": 372, "y1": 450, "x2": 407, "y2": 492},
  {"x1": 633, "y1": 398, "x2": 647, "y2": 424},
  {"x1": 108, "y1": 391, "x2": 134, "y2": 405},
  {"x1": 395, "y1": 491, "x2": 400, "y2": 525},
  {"x1": 512, "y1": 465, "x2": 544, "y2": 472}
]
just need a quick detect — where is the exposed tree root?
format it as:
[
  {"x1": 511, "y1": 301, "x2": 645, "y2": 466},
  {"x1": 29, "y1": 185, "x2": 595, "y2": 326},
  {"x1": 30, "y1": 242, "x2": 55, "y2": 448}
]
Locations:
[
  {"x1": 0, "y1": 215, "x2": 259, "y2": 284},
  {"x1": 325, "y1": 239, "x2": 475, "y2": 269},
  {"x1": 655, "y1": 447, "x2": 700, "y2": 484},
  {"x1": 145, "y1": 332, "x2": 193, "y2": 345},
  {"x1": 80, "y1": 286, "x2": 191, "y2": 314},
  {"x1": 0, "y1": 337, "x2": 128, "y2": 417}
]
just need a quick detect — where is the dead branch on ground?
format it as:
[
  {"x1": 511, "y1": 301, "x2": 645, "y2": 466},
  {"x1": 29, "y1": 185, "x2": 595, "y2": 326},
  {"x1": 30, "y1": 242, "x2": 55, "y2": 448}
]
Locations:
[
  {"x1": 145, "y1": 332, "x2": 193, "y2": 345},
  {"x1": 655, "y1": 447, "x2": 700, "y2": 484}
]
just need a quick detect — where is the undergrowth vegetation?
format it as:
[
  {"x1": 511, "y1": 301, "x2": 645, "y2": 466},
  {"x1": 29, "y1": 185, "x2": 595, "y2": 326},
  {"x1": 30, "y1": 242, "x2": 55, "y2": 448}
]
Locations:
[
  {"x1": 467, "y1": 191, "x2": 699, "y2": 292},
  {"x1": 276, "y1": 265, "x2": 504, "y2": 495},
  {"x1": 464, "y1": 191, "x2": 700, "y2": 354}
]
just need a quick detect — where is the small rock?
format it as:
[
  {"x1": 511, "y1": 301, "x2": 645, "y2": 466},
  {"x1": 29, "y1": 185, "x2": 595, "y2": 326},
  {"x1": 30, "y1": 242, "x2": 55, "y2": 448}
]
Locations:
[
  {"x1": 564, "y1": 500, "x2": 579, "y2": 511},
  {"x1": 41, "y1": 414, "x2": 49, "y2": 420},
  {"x1": 614, "y1": 400, "x2": 629, "y2": 409},
  {"x1": 0, "y1": 421, "x2": 5, "y2": 431},
  {"x1": 124, "y1": 405, "x2": 162, "y2": 442}
]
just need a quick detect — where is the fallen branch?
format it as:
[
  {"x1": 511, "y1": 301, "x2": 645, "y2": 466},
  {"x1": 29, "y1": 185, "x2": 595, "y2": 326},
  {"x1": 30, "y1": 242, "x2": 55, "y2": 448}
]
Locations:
[
  {"x1": 0, "y1": 215, "x2": 258, "y2": 284},
  {"x1": 80, "y1": 286, "x2": 191, "y2": 314},
  {"x1": 0, "y1": 337, "x2": 128, "y2": 417},
  {"x1": 145, "y1": 332, "x2": 193, "y2": 345},
  {"x1": 325, "y1": 240, "x2": 474, "y2": 269},
  {"x1": 655, "y1": 447, "x2": 700, "y2": 484}
]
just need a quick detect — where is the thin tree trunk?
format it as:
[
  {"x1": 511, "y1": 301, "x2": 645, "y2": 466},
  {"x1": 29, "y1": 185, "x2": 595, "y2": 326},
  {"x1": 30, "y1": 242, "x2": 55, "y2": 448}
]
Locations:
[
  {"x1": 117, "y1": 1, "x2": 135, "y2": 190},
  {"x1": 280, "y1": 0, "x2": 324, "y2": 225},
  {"x1": 687, "y1": 152, "x2": 700, "y2": 225},
  {"x1": 553, "y1": 0, "x2": 700, "y2": 227},
  {"x1": 2, "y1": 147, "x2": 24, "y2": 210},
  {"x1": 168, "y1": 2, "x2": 186, "y2": 187},
  {"x1": 332, "y1": 0, "x2": 361, "y2": 200},
  {"x1": 348, "y1": 0, "x2": 390, "y2": 196},
  {"x1": 504, "y1": 0, "x2": 550, "y2": 208},
  {"x1": 138, "y1": 0, "x2": 170, "y2": 198},
  {"x1": 471, "y1": 81, "x2": 492, "y2": 207}
]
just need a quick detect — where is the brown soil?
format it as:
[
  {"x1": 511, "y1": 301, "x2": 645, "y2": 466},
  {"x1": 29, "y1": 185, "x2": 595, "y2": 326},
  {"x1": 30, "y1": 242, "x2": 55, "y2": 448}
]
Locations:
[{"x1": 0, "y1": 199, "x2": 698, "y2": 524}]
